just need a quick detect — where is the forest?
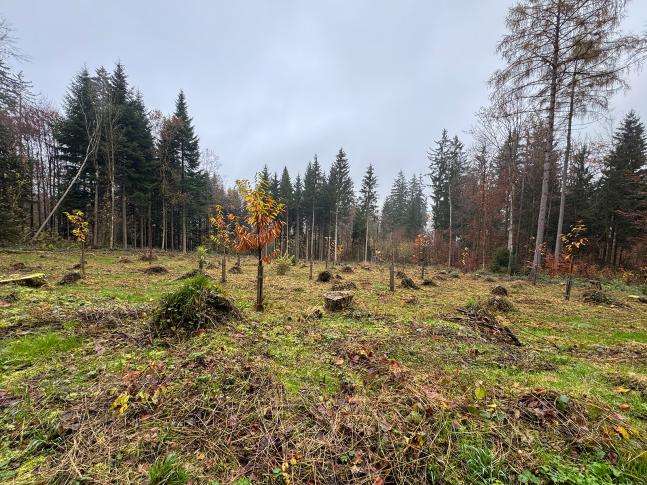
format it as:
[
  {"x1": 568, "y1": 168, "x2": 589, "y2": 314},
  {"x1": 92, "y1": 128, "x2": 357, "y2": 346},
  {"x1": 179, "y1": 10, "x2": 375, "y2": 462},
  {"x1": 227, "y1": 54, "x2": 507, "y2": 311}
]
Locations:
[{"x1": 1, "y1": 0, "x2": 647, "y2": 484}]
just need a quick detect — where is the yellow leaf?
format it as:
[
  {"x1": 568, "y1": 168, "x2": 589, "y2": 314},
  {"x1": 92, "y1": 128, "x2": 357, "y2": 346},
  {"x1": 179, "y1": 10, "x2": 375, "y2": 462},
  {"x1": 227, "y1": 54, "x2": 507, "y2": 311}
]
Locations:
[{"x1": 615, "y1": 426, "x2": 630, "y2": 440}]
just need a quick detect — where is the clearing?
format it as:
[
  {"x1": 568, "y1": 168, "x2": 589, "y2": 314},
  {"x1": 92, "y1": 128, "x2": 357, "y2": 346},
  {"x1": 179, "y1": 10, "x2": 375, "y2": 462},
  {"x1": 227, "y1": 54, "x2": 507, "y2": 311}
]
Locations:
[{"x1": 0, "y1": 250, "x2": 646, "y2": 484}]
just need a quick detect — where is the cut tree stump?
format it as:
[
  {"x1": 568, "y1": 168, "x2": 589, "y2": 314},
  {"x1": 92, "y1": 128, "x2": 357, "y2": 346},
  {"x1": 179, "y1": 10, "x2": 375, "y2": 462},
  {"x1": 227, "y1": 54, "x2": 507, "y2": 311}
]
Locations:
[
  {"x1": 0, "y1": 273, "x2": 47, "y2": 288},
  {"x1": 324, "y1": 291, "x2": 353, "y2": 311}
]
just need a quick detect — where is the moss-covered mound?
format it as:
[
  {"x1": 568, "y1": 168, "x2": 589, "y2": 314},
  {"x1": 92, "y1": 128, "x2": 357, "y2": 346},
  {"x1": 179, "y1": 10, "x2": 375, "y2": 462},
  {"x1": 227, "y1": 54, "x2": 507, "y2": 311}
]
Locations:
[{"x1": 151, "y1": 274, "x2": 241, "y2": 336}]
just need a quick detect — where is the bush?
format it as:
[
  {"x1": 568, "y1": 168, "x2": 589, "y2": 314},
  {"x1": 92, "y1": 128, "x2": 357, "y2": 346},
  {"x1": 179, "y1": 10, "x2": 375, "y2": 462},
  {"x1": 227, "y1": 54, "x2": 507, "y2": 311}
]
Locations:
[
  {"x1": 148, "y1": 454, "x2": 190, "y2": 485},
  {"x1": 489, "y1": 247, "x2": 519, "y2": 274},
  {"x1": 274, "y1": 253, "x2": 292, "y2": 275},
  {"x1": 151, "y1": 274, "x2": 241, "y2": 336}
]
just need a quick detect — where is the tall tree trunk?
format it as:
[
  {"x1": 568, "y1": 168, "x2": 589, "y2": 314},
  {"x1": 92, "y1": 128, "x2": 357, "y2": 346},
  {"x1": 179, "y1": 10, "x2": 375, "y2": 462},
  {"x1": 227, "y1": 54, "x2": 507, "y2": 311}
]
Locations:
[
  {"x1": 162, "y1": 199, "x2": 167, "y2": 250},
  {"x1": 93, "y1": 162, "x2": 99, "y2": 247},
  {"x1": 295, "y1": 209, "x2": 300, "y2": 262},
  {"x1": 122, "y1": 191, "x2": 127, "y2": 249},
  {"x1": 311, "y1": 207, "x2": 315, "y2": 261},
  {"x1": 364, "y1": 215, "x2": 369, "y2": 263},
  {"x1": 531, "y1": 4, "x2": 561, "y2": 282},
  {"x1": 553, "y1": 68, "x2": 577, "y2": 269},
  {"x1": 182, "y1": 202, "x2": 187, "y2": 253},
  {"x1": 334, "y1": 207, "x2": 339, "y2": 264},
  {"x1": 448, "y1": 183, "x2": 453, "y2": 268},
  {"x1": 507, "y1": 187, "x2": 515, "y2": 275}
]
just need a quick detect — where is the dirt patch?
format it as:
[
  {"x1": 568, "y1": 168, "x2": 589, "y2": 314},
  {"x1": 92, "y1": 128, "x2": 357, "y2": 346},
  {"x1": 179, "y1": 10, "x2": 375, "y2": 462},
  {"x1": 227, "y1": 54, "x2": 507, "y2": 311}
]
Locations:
[
  {"x1": 118, "y1": 257, "x2": 132, "y2": 263},
  {"x1": 451, "y1": 308, "x2": 521, "y2": 346},
  {"x1": 76, "y1": 303, "x2": 150, "y2": 327},
  {"x1": 143, "y1": 265, "x2": 169, "y2": 275},
  {"x1": 569, "y1": 342, "x2": 647, "y2": 364},
  {"x1": 582, "y1": 290, "x2": 627, "y2": 307},
  {"x1": 174, "y1": 269, "x2": 213, "y2": 281},
  {"x1": 9, "y1": 262, "x2": 28, "y2": 271},
  {"x1": 59, "y1": 272, "x2": 82, "y2": 285}
]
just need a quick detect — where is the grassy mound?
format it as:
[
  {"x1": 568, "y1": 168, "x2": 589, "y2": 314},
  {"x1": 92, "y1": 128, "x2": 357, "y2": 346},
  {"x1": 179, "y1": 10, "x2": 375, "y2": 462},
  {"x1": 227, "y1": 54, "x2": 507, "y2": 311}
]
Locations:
[{"x1": 151, "y1": 274, "x2": 241, "y2": 336}]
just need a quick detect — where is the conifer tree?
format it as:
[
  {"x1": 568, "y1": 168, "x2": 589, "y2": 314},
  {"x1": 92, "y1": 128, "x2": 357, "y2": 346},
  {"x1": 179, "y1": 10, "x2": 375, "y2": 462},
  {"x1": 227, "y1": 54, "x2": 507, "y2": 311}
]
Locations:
[
  {"x1": 170, "y1": 90, "x2": 200, "y2": 253},
  {"x1": 356, "y1": 164, "x2": 378, "y2": 262}
]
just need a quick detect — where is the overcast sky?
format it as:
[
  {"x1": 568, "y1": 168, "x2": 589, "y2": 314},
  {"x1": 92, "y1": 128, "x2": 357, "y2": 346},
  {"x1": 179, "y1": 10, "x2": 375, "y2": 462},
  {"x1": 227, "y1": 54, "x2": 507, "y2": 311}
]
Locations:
[{"x1": 4, "y1": 0, "x2": 647, "y2": 197}]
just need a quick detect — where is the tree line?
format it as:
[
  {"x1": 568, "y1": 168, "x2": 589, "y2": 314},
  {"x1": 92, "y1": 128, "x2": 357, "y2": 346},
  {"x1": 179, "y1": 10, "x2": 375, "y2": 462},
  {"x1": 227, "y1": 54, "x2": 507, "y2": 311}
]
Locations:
[{"x1": 1, "y1": 0, "x2": 646, "y2": 274}]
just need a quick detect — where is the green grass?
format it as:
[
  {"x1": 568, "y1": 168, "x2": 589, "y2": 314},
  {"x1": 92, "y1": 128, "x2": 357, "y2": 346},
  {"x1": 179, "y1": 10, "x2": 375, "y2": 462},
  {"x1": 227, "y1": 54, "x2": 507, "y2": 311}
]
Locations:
[
  {"x1": 0, "y1": 332, "x2": 80, "y2": 369},
  {"x1": 148, "y1": 454, "x2": 190, "y2": 485}
]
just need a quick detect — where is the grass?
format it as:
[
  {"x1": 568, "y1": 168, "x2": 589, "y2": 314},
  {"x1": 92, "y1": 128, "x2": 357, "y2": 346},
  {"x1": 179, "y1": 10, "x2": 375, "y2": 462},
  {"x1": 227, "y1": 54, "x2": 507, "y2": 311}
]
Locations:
[{"x1": 0, "y1": 249, "x2": 646, "y2": 483}]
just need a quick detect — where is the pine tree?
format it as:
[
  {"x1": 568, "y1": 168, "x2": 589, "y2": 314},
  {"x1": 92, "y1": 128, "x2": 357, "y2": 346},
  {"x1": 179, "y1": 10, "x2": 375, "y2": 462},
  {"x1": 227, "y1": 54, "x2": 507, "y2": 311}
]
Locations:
[
  {"x1": 356, "y1": 164, "x2": 378, "y2": 262},
  {"x1": 382, "y1": 170, "x2": 408, "y2": 234},
  {"x1": 328, "y1": 148, "x2": 354, "y2": 263},
  {"x1": 597, "y1": 111, "x2": 647, "y2": 266},
  {"x1": 170, "y1": 90, "x2": 200, "y2": 252},
  {"x1": 293, "y1": 173, "x2": 303, "y2": 260},
  {"x1": 279, "y1": 166, "x2": 293, "y2": 253},
  {"x1": 303, "y1": 155, "x2": 323, "y2": 260}
]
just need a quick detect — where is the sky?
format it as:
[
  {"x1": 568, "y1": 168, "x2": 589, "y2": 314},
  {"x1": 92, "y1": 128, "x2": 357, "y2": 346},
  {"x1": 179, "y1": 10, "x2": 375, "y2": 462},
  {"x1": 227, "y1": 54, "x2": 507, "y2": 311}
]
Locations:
[{"x1": 3, "y1": 0, "x2": 647, "y2": 197}]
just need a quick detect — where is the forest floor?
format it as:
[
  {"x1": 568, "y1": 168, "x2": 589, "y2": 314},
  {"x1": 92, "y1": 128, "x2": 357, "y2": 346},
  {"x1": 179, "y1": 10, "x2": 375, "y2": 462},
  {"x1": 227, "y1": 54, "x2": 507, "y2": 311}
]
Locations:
[{"x1": 0, "y1": 250, "x2": 646, "y2": 484}]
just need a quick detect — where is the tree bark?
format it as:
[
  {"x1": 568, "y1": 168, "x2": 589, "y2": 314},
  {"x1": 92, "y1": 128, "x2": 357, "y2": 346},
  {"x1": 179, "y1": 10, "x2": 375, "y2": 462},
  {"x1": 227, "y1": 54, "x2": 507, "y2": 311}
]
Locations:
[
  {"x1": 122, "y1": 191, "x2": 127, "y2": 249},
  {"x1": 531, "y1": 3, "x2": 561, "y2": 283},
  {"x1": 554, "y1": 68, "x2": 577, "y2": 269}
]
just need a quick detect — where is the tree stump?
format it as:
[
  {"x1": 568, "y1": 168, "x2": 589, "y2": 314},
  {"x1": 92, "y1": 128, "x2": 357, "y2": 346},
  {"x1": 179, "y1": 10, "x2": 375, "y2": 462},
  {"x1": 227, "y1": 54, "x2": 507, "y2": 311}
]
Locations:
[{"x1": 324, "y1": 291, "x2": 353, "y2": 311}]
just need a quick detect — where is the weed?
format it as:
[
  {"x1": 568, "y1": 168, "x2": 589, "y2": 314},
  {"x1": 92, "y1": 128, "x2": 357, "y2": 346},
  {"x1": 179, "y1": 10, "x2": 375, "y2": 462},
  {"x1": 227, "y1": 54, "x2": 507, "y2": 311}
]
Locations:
[{"x1": 148, "y1": 453, "x2": 190, "y2": 485}]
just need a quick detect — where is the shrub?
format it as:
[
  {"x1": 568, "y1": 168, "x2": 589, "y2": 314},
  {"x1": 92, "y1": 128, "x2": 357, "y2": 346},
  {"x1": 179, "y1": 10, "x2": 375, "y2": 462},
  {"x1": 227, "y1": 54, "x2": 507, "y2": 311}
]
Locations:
[
  {"x1": 148, "y1": 454, "x2": 190, "y2": 485},
  {"x1": 274, "y1": 253, "x2": 292, "y2": 275},
  {"x1": 489, "y1": 247, "x2": 519, "y2": 274},
  {"x1": 151, "y1": 274, "x2": 241, "y2": 336}
]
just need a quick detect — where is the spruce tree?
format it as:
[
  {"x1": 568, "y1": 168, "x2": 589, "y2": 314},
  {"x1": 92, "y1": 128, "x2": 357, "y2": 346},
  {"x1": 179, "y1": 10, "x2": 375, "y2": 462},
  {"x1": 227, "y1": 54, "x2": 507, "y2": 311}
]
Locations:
[
  {"x1": 328, "y1": 148, "x2": 355, "y2": 263},
  {"x1": 355, "y1": 164, "x2": 378, "y2": 262},
  {"x1": 170, "y1": 90, "x2": 200, "y2": 252},
  {"x1": 597, "y1": 111, "x2": 647, "y2": 265}
]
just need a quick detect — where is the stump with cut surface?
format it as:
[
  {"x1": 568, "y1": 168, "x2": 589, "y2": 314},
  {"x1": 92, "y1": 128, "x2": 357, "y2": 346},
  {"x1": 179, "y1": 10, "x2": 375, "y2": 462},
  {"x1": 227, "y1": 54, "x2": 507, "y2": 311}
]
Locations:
[
  {"x1": 0, "y1": 273, "x2": 47, "y2": 288},
  {"x1": 324, "y1": 291, "x2": 353, "y2": 311}
]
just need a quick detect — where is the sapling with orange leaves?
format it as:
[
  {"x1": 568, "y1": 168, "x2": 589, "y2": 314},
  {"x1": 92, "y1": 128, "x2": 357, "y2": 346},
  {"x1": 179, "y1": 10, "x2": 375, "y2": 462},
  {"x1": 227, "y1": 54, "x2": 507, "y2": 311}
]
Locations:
[
  {"x1": 64, "y1": 210, "x2": 89, "y2": 277},
  {"x1": 413, "y1": 233, "x2": 433, "y2": 279},
  {"x1": 211, "y1": 177, "x2": 285, "y2": 311},
  {"x1": 561, "y1": 221, "x2": 588, "y2": 300}
]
